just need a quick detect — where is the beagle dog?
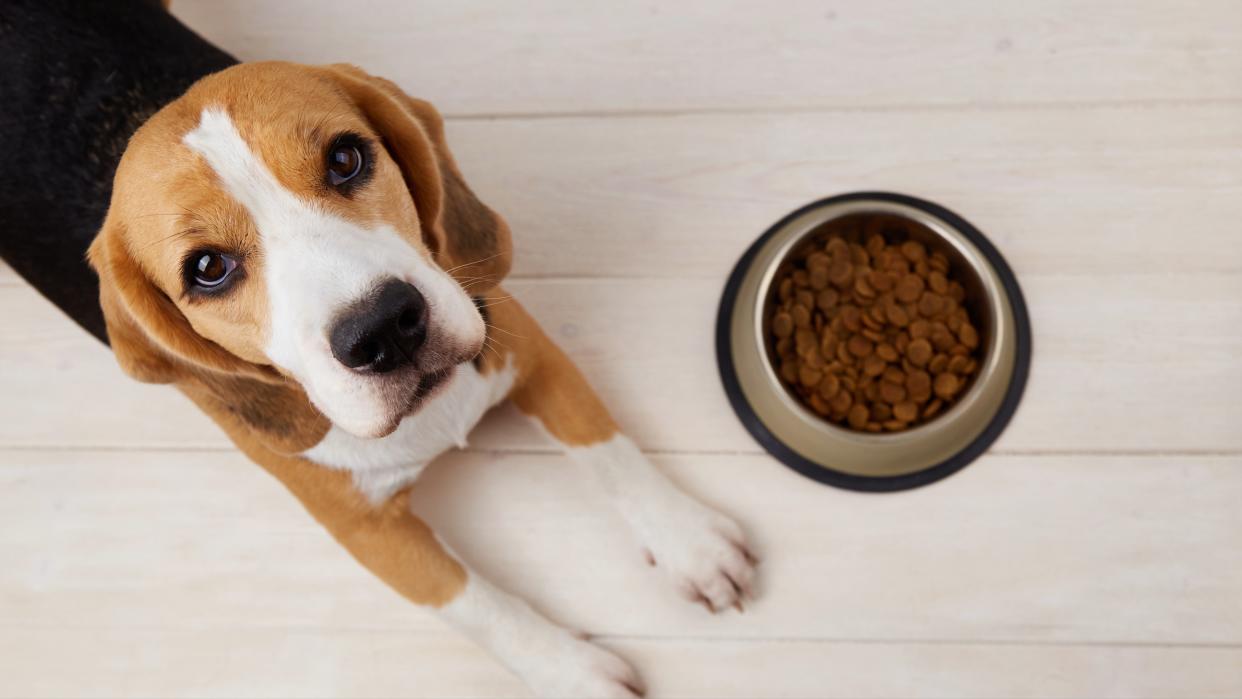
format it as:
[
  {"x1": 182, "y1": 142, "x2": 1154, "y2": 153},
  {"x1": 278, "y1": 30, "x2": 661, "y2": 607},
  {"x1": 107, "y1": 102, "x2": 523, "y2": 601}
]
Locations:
[{"x1": 84, "y1": 60, "x2": 758, "y2": 697}]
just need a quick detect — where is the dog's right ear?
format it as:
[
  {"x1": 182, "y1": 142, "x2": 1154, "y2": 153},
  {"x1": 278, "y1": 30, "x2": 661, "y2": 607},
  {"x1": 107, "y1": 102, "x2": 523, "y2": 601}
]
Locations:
[{"x1": 87, "y1": 214, "x2": 274, "y2": 385}]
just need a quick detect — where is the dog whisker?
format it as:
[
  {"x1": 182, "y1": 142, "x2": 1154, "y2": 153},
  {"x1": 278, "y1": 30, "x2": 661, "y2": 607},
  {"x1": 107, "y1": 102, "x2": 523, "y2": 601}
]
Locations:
[
  {"x1": 444, "y1": 252, "x2": 504, "y2": 275},
  {"x1": 485, "y1": 323, "x2": 526, "y2": 340}
]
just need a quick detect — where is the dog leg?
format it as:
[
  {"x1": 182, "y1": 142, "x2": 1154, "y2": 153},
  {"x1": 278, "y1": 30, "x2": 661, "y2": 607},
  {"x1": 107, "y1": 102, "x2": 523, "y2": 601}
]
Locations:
[
  {"x1": 491, "y1": 295, "x2": 759, "y2": 613},
  {"x1": 219, "y1": 428, "x2": 641, "y2": 698}
]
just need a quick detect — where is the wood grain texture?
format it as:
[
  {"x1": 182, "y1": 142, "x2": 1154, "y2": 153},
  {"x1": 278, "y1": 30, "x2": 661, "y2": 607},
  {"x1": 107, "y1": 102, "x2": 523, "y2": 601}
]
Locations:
[
  {"x1": 4, "y1": 628, "x2": 1240, "y2": 699},
  {"x1": 170, "y1": 0, "x2": 1242, "y2": 115},
  {"x1": 2, "y1": 449, "x2": 1239, "y2": 644},
  {"x1": 444, "y1": 104, "x2": 1242, "y2": 280}
]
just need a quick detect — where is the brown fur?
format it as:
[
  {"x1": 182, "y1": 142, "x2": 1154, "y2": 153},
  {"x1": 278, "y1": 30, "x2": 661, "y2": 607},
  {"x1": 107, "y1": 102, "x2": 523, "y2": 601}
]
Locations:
[
  {"x1": 181, "y1": 379, "x2": 466, "y2": 605},
  {"x1": 482, "y1": 290, "x2": 620, "y2": 446}
]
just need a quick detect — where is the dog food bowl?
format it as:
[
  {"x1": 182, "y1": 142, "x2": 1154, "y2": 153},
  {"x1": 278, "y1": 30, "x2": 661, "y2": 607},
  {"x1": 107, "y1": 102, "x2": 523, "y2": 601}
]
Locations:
[{"x1": 716, "y1": 192, "x2": 1031, "y2": 492}]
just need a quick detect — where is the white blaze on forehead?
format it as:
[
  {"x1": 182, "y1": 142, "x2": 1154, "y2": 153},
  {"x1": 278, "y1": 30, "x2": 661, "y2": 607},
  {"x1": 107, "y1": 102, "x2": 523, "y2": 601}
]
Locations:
[
  {"x1": 182, "y1": 108, "x2": 301, "y2": 231},
  {"x1": 181, "y1": 107, "x2": 484, "y2": 438}
]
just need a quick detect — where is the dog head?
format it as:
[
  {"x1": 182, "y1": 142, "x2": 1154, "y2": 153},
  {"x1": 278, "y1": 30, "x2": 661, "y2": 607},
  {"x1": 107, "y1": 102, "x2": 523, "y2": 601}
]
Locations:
[{"x1": 88, "y1": 62, "x2": 512, "y2": 439}]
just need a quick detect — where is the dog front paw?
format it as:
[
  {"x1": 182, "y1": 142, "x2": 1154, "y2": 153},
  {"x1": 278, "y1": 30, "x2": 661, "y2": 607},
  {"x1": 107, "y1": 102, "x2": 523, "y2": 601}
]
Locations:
[
  {"x1": 638, "y1": 496, "x2": 759, "y2": 613},
  {"x1": 516, "y1": 629, "x2": 644, "y2": 698}
]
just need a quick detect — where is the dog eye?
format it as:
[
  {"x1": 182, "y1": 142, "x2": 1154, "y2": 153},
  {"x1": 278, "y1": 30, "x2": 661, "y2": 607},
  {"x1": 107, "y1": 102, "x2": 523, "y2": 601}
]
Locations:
[
  {"x1": 187, "y1": 251, "x2": 238, "y2": 289},
  {"x1": 327, "y1": 142, "x2": 365, "y2": 186}
]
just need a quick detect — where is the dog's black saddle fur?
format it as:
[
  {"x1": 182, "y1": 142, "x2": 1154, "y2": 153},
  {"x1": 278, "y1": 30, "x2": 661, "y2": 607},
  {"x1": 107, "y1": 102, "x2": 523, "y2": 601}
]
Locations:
[{"x1": 0, "y1": 0, "x2": 235, "y2": 342}]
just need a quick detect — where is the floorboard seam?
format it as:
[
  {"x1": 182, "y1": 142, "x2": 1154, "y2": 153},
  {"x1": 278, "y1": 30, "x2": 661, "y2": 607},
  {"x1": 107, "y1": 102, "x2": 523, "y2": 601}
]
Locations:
[{"x1": 441, "y1": 97, "x2": 1242, "y2": 123}]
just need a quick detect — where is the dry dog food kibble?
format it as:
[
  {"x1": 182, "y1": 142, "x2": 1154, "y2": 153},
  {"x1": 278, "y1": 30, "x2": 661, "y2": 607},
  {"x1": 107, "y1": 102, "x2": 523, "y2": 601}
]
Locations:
[{"x1": 768, "y1": 218, "x2": 982, "y2": 433}]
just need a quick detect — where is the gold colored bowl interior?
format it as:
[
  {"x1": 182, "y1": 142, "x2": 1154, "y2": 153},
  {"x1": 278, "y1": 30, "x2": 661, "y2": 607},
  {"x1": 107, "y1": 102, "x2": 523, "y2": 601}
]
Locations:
[{"x1": 729, "y1": 199, "x2": 1017, "y2": 479}]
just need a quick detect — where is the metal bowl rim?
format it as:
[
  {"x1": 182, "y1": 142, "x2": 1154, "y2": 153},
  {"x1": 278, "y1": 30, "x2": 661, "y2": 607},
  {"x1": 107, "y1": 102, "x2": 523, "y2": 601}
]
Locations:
[
  {"x1": 750, "y1": 199, "x2": 1005, "y2": 443},
  {"x1": 715, "y1": 191, "x2": 1033, "y2": 492}
]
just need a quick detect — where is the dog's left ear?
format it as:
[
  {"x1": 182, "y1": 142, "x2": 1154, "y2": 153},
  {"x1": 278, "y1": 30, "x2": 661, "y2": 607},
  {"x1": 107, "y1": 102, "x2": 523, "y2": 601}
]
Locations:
[{"x1": 322, "y1": 64, "x2": 513, "y2": 289}]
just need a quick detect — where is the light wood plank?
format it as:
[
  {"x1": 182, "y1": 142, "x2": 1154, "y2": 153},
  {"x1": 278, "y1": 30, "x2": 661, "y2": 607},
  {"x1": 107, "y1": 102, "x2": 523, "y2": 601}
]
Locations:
[
  {"x1": 2, "y1": 627, "x2": 1238, "y2": 699},
  {"x1": 0, "y1": 261, "x2": 17, "y2": 286},
  {"x1": 2, "y1": 269, "x2": 1239, "y2": 453},
  {"x1": 2, "y1": 449, "x2": 1238, "y2": 645},
  {"x1": 171, "y1": 1, "x2": 1242, "y2": 115},
  {"x1": 446, "y1": 104, "x2": 1242, "y2": 279}
]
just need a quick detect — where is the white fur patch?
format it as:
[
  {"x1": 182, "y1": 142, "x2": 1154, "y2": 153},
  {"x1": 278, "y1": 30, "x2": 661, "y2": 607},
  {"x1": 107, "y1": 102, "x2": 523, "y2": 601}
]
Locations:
[
  {"x1": 182, "y1": 107, "x2": 483, "y2": 438},
  {"x1": 303, "y1": 359, "x2": 516, "y2": 502},
  {"x1": 566, "y1": 434, "x2": 756, "y2": 612},
  {"x1": 439, "y1": 572, "x2": 641, "y2": 697}
]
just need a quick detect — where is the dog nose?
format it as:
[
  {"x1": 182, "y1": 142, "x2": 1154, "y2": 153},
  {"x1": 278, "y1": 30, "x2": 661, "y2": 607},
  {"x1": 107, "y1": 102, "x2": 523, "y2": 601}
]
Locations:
[{"x1": 329, "y1": 279, "x2": 427, "y2": 373}]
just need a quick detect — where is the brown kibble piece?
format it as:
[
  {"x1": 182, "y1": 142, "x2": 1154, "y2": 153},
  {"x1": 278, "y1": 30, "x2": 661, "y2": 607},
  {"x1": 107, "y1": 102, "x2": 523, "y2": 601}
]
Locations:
[
  {"x1": 780, "y1": 359, "x2": 798, "y2": 384},
  {"x1": 931, "y1": 325, "x2": 956, "y2": 352},
  {"x1": 791, "y1": 305, "x2": 810, "y2": 328},
  {"x1": 893, "y1": 401, "x2": 919, "y2": 422},
  {"x1": 827, "y1": 260, "x2": 853, "y2": 287},
  {"x1": 933, "y1": 372, "x2": 959, "y2": 399},
  {"x1": 866, "y1": 233, "x2": 885, "y2": 256},
  {"x1": 879, "y1": 381, "x2": 906, "y2": 404},
  {"x1": 836, "y1": 341, "x2": 853, "y2": 365},
  {"x1": 850, "y1": 244, "x2": 869, "y2": 266},
  {"x1": 848, "y1": 335, "x2": 874, "y2": 358},
  {"x1": 900, "y1": 240, "x2": 926, "y2": 262},
  {"x1": 959, "y1": 323, "x2": 979, "y2": 349},
  {"x1": 773, "y1": 312, "x2": 793, "y2": 338},
  {"x1": 905, "y1": 370, "x2": 932, "y2": 402},
  {"x1": 854, "y1": 275, "x2": 876, "y2": 299},
  {"x1": 876, "y1": 343, "x2": 899, "y2": 362},
  {"x1": 796, "y1": 329, "x2": 816, "y2": 356},
  {"x1": 830, "y1": 389, "x2": 853, "y2": 413},
  {"x1": 807, "y1": 252, "x2": 830, "y2": 271},
  {"x1": 848, "y1": 404, "x2": 870, "y2": 430},
  {"x1": 918, "y1": 292, "x2": 945, "y2": 317},
  {"x1": 886, "y1": 303, "x2": 910, "y2": 327},
  {"x1": 809, "y1": 267, "x2": 829, "y2": 290},
  {"x1": 870, "y1": 269, "x2": 894, "y2": 292},
  {"x1": 895, "y1": 274, "x2": 925, "y2": 303},
  {"x1": 906, "y1": 338, "x2": 933, "y2": 367},
  {"x1": 800, "y1": 365, "x2": 823, "y2": 387},
  {"x1": 909, "y1": 319, "x2": 930, "y2": 339},
  {"x1": 923, "y1": 399, "x2": 944, "y2": 419},
  {"x1": 818, "y1": 373, "x2": 841, "y2": 399},
  {"x1": 863, "y1": 355, "x2": 886, "y2": 377},
  {"x1": 840, "y1": 306, "x2": 862, "y2": 332}
]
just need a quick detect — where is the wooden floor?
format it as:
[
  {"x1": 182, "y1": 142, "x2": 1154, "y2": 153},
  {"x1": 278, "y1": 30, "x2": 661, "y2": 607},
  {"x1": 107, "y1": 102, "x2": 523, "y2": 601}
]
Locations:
[{"x1": 3, "y1": 2, "x2": 1242, "y2": 697}]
